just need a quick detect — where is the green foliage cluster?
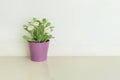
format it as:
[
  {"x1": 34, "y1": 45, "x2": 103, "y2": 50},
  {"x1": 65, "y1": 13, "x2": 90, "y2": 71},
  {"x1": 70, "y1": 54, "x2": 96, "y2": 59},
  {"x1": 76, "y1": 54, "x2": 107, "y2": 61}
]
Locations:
[{"x1": 23, "y1": 18, "x2": 54, "y2": 43}]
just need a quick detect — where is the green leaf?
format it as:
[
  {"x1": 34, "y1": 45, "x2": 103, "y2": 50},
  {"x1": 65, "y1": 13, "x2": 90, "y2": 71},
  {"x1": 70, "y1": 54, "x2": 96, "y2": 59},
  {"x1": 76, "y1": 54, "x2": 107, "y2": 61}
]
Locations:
[
  {"x1": 23, "y1": 25, "x2": 28, "y2": 29},
  {"x1": 33, "y1": 29, "x2": 37, "y2": 40},
  {"x1": 23, "y1": 35, "x2": 32, "y2": 41},
  {"x1": 50, "y1": 26, "x2": 54, "y2": 28},
  {"x1": 40, "y1": 25, "x2": 44, "y2": 34},
  {"x1": 33, "y1": 18, "x2": 37, "y2": 22},
  {"x1": 42, "y1": 18, "x2": 47, "y2": 24},
  {"x1": 45, "y1": 22, "x2": 51, "y2": 27}
]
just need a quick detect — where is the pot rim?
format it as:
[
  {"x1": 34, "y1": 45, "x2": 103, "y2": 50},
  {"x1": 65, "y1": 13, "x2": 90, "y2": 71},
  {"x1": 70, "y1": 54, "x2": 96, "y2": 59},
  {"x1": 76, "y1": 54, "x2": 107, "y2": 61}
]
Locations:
[{"x1": 28, "y1": 40, "x2": 49, "y2": 43}]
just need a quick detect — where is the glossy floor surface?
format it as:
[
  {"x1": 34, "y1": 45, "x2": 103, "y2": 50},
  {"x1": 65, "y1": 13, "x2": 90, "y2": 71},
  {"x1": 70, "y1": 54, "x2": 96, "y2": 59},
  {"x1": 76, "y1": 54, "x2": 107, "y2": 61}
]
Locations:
[{"x1": 0, "y1": 57, "x2": 120, "y2": 80}]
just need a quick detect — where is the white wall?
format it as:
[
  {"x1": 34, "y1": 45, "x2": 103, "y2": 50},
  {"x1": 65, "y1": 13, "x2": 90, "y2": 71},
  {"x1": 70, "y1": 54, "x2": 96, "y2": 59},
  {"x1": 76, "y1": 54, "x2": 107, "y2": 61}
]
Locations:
[{"x1": 0, "y1": 0, "x2": 120, "y2": 56}]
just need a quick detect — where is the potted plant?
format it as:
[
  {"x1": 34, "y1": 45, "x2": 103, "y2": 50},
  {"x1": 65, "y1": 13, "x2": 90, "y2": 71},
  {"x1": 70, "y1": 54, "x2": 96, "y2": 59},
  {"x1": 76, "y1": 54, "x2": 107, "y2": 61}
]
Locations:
[{"x1": 23, "y1": 18, "x2": 54, "y2": 62}]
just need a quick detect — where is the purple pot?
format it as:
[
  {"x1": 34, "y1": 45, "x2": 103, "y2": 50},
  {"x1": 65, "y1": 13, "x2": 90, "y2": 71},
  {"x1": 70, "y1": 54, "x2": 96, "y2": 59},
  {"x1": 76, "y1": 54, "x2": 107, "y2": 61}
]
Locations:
[{"x1": 29, "y1": 41, "x2": 49, "y2": 62}]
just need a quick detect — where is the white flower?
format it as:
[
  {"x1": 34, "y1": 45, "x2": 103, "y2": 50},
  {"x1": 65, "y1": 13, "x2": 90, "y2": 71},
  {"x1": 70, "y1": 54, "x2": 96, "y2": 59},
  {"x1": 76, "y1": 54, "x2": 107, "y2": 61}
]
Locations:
[
  {"x1": 33, "y1": 22, "x2": 39, "y2": 26},
  {"x1": 45, "y1": 27, "x2": 51, "y2": 33},
  {"x1": 27, "y1": 26, "x2": 34, "y2": 31}
]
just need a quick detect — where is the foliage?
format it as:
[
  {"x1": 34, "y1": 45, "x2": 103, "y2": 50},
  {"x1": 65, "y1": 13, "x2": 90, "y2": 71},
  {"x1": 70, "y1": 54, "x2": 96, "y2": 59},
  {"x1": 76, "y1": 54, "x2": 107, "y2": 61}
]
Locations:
[{"x1": 23, "y1": 18, "x2": 54, "y2": 43}]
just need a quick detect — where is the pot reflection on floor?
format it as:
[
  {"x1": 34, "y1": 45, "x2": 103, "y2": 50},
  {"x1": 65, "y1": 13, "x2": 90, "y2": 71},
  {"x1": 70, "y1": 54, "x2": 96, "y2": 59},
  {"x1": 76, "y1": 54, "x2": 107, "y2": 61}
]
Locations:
[{"x1": 27, "y1": 61, "x2": 53, "y2": 80}]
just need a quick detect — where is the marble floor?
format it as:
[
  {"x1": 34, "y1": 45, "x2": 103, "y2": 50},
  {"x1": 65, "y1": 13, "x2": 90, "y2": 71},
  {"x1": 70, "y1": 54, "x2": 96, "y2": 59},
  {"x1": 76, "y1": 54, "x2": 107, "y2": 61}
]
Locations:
[{"x1": 0, "y1": 56, "x2": 120, "y2": 80}]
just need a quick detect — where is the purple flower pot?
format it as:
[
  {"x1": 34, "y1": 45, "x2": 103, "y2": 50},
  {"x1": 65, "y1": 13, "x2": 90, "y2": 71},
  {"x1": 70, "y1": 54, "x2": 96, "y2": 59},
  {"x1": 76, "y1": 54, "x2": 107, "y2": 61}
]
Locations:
[{"x1": 29, "y1": 41, "x2": 49, "y2": 62}]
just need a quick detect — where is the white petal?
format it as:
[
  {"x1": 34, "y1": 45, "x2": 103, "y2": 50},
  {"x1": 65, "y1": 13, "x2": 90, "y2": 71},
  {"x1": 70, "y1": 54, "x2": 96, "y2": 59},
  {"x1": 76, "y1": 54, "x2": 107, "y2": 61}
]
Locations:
[
  {"x1": 45, "y1": 28, "x2": 51, "y2": 33},
  {"x1": 33, "y1": 22, "x2": 39, "y2": 26},
  {"x1": 27, "y1": 26, "x2": 34, "y2": 31}
]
